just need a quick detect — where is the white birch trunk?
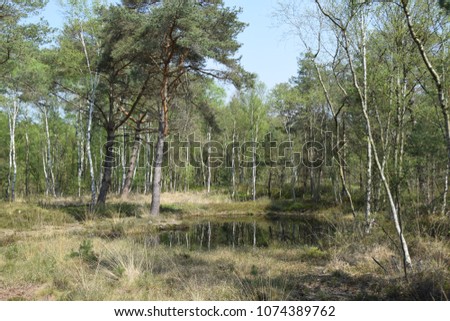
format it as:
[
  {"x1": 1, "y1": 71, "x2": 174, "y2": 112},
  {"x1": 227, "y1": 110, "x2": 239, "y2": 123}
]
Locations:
[
  {"x1": 79, "y1": 22, "x2": 98, "y2": 209},
  {"x1": 8, "y1": 98, "x2": 19, "y2": 202},
  {"x1": 207, "y1": 127, "x2": 211, "y2": 193},
  {"x1": 42, "y1": 147, "x2": 49, "y2": 197},
  {"x1": 362, "y1": 8, "x2": 373, "y2": 232},
  {"x1": 76, "y1": 108, "x2": 85, "y2": 198}
]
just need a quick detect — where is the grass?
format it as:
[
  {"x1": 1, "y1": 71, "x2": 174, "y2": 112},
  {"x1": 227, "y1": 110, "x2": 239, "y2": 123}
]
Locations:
[{"x1": 0, "y1": 192, "x2": 449, "y2": 301}]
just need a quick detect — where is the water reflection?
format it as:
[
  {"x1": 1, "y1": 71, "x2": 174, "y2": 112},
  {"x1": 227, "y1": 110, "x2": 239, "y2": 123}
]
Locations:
[{"x1": 139, "y1": 216, "x2": 331, "y2": 250}]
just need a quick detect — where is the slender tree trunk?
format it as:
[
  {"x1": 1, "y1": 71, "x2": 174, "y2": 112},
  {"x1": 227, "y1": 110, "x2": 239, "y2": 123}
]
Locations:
[
  {"x1": 201, "y1": 138, "x2": 206, "y2": 188},
  {"x1": 443, "y1": 144, "x2": 449, "y2": 215},
  {"x1": 97, "y1": 127, "x2": 116, "y2": 205},
  {"x1": 120, "y1": 128, "x2": 127, "y2": 193},
  {"x1": 8, "y1": 98, "x2": 18, "y2": 202},
  {"x1": 169, "y1": 153, "x2": 174, "y2": 193},
  {"x1": 366, "y1": 140, "x2": 373, "y2": 231},
  {"x1": 252, "y1": 138, "x2": 257, "y2": 201},
  {"x1": 253, "y1": 221, "x2": 256, "y2": 249},
  {"x1": 312, "y1": 59, "x2": 356, "y2": 216},
  {"x1": 251, "y1": 100, "x2": 259, "y2": 201},
  {"x1": 313, "y1": 165, "x2": 322, "y2": 202},
  {"x1": 288, "y1": 129, "x2": 296, "y2": 200},
  {"x1": 279, "y1": 167, "x2": 284, "y2": 199},
  {"x1": 25, "y1": 117, "x2": 30, "y2": 197},
  {"x1": 361, "y1": 9, "x2": 373, "y2": 232},
  {"x1": 122, "y1": 123, "x2": 142, "y2": 198},
  {"x1": 79, "y1": 21, "x2": 98, "y2": 209},
  {"x1": 354, "y1": 26, "x2": 412, "y2": 267},
  {"x1": 43, "y1": 105, "x2": 56, "y2": 198},
  {"x1": 42, "y1": 146, "x2": 50, "y2": 197},
  {"x1": 208, "y1": 221, "x2": 211, "y2": 251},
  {"x1": 144, "y1": 132, "x2": 152, "y2": 194},
  {"x1": 441, "y1": 111, "x2": 450, "y2": 215},
  {"x1": 184, "y1": 139, "x2": 189, "y2": 193},
  {"x1": 207, "y1": 127, "x2": 211, "y2": 193},
  {"x1": 309, "y1": 116, "x2": 316, "y2": 201},
  {"x1": 133, "y1": 143, "x2": 140, "y2": 186},
  {"x1": 267, "y1": 168, "x2": 272, "y2": 199},
  {"x1": 86, "y1": 97, "x2": 96, "y2": 209},
  {"x1": 231, "y1": 127, "x2": 237, "y2": 199},
  {"x1": 400, "y1": 0, "x2": 449, "y2": 215},
  {"x1": 76, "y1": 108, "x2": 85, "y2": 198}
]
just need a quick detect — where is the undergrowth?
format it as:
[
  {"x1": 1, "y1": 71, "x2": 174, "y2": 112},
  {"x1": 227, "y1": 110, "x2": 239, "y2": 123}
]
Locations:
[{"x1": 0, "y1": 194, "x2": 448, "y2": 301}]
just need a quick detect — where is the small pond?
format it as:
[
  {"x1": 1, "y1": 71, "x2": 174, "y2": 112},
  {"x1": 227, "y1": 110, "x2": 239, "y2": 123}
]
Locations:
[{"x1": 136, "y1": 215, "x2": 334, "y2": 250}]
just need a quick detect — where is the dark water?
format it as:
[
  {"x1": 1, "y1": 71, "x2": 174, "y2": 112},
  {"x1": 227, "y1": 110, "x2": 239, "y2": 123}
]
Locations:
[{"x1": 138, "y1": 215, "x2": 333, "y2": 250}]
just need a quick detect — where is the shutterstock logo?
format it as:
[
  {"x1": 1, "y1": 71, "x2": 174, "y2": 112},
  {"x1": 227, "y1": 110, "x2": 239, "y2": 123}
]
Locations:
[{"x1": 101, "y1": 132, "x2": 347, "y2": 169}]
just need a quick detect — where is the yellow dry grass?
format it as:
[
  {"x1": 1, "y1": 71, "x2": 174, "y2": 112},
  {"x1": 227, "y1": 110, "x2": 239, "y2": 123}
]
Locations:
[{"x1": 0, "y1": 193, "x2": 448, "y2": 301}]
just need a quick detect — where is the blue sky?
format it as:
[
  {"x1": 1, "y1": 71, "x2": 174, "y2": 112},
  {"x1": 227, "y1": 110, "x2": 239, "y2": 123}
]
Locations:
[
  {"x1": 39, "y1": 0, "x2": 302, "y2": 93},
  {"x1": 222, "y1": 0, "x2": 300, "y2": 91}
]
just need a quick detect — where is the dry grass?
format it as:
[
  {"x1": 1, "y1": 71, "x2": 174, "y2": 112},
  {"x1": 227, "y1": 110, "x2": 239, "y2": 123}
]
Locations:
[{"x1": 0, "y1": 193, "x2": 449, "y2": 301}]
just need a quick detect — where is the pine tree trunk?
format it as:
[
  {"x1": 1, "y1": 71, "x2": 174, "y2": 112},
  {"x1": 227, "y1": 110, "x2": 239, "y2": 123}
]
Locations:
[{"x1": 150, "y1": 111, "x2": 166, "y2": 216}]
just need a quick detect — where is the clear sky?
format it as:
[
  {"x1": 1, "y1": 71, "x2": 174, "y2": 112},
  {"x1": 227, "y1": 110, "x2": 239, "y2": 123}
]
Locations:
[{"x1": 38, "y1": 0, "x2": 302, "y2": 94}]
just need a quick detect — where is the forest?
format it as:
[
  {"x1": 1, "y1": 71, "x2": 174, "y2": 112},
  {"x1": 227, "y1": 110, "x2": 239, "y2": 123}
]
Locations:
[{"x1": 0, "y1": 0, "x2": 449, "y2": 301}]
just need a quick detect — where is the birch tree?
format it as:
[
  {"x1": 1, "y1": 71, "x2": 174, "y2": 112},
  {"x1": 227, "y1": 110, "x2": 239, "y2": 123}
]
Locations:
[
  {"x1": 314, "y1": 0, "x2": 413, "y2": 269},
  {"x1": 58, "y1": 0, "x2": 105, "y2": 208},
  {"x1": 6, "y1": 97, "x2": 19, "y2": 201},
  {"x1": 399, "y1": 0, "x2": 449, "y2": 215}
]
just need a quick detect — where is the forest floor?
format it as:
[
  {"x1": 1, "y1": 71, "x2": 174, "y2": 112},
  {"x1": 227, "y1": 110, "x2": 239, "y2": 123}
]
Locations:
[{"x1": 0, "y1": 192, "x2": 449, "y2": 301}]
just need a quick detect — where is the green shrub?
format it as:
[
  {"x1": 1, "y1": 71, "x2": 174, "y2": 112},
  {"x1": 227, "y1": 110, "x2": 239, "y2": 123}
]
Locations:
[{"x1": 69, "y1": 239, "x2": 98, "y2": 264}]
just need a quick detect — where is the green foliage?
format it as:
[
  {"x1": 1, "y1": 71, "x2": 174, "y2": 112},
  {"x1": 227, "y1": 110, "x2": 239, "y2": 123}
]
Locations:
[
  {"x1": 439, "y1": 0, "x2": 450, "y2": 12},
  {"x1": 69, "y1": 239, "x2": 98, "y2": 264},
  {"x1": 0, "y1": 0, "x2": 48, "y2": 68},
  {"x1": 301, "y1": 246, "x2": 329, "y2": 260}
]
